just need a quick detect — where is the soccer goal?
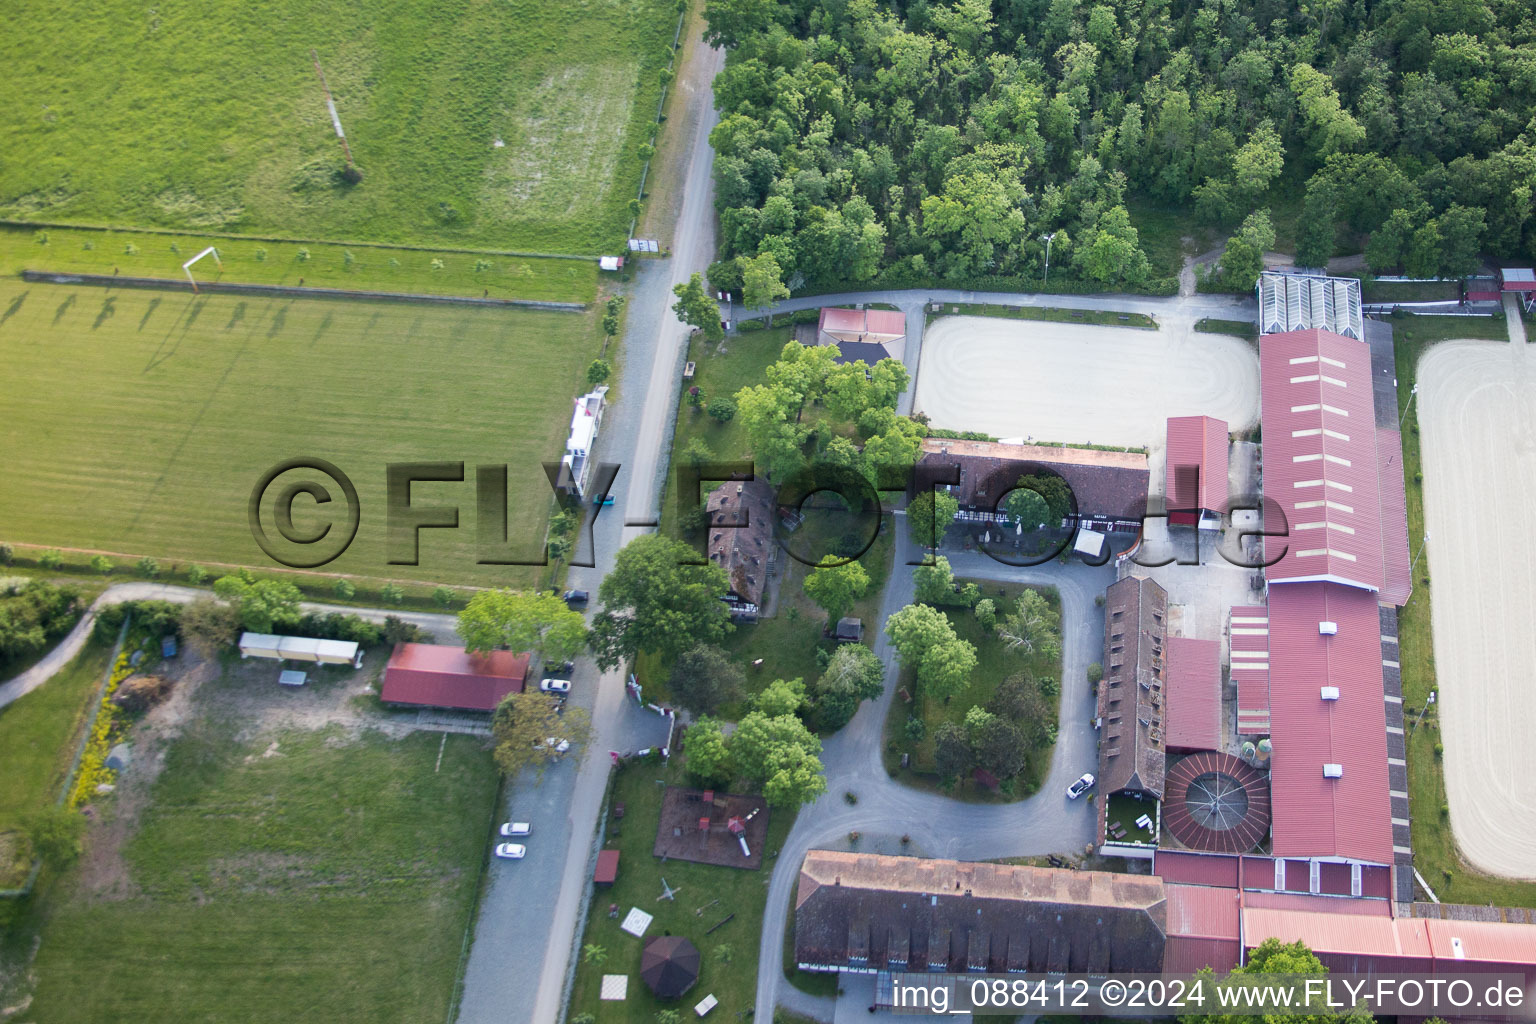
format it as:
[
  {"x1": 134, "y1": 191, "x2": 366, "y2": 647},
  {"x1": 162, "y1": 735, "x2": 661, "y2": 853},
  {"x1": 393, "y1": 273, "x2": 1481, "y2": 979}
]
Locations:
[{"x1": 182, "y1": 246, "x2": 221, "y2": 292}]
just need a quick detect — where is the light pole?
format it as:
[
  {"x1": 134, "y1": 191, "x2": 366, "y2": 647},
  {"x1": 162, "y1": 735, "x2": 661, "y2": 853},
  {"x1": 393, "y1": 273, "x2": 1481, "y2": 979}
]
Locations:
[
  {"x1": 1399, "y1": 382, "x2": 1420, "y2": 430},
  {"x1": 1411, "y1": 531, "x2": 1431, "y2": 575},
  {"x1": 1041, "y1": 232, "x2": 1056, "y2": 285}
]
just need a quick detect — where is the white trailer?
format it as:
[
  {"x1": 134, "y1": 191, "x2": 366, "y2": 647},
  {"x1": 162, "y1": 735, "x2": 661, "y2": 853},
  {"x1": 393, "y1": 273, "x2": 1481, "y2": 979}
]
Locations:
[{"x1": 239, "y1": 632, "x2": 362, "y2": 668}]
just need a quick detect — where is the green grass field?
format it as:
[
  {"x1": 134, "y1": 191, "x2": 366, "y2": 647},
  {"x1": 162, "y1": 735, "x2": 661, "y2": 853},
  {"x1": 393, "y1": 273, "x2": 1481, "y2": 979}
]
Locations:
[
  {"x1": 0, "y1": 639, "x2": 114, "y2": 887},
  {"x1": 23, "y1": 717, "x2": 498, "y2": 1023},
  {"x1": 0, "y1": 278, "x2": 600, "y2": 588},
  {"x1": 3, "y1": 225, "x2": 602, "y2": 304},
  {"x1": 0, "y1": 0, "x2": 677, "y2": 253}
]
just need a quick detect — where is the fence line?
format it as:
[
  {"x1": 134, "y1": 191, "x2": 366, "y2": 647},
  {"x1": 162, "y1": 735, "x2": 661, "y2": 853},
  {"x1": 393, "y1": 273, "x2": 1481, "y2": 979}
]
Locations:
[
  {"x1": 21, "y1": 270, "x2": 587, "y2": 311},
  {"x1": 4, "y1": 219, "x2": 597, "y2": 262}
]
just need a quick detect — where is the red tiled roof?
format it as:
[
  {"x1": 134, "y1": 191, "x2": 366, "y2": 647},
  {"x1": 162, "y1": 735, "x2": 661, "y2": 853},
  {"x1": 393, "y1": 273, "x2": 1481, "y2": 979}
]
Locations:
[
  {"x1": 1265, "y1": 583, "x2": 1393, "y2": 865},
  {"x1": 1165, "y1": 637, "x2": 1221, "y2": 752},
  {"x1": 1242, "y1": 891, "x2": 1392, "y2": 915},
  {"x1": 1260, "y1": 329, "x2": 1384, "y2": 592},
  {"x1": 1230, "y1": 605, "x2": 1270, "y2": 735},
  {"x1": 1375, "y1": 428, "x2": 1413, "y2": 607},
  {"x1": 818, "y1": 307, "x2": 864, "y2": 334},
  {"x1": 1243, "y1": 907, "x2": 1435, "y2": 974},
  {"x1": 1164, "y1": 884, "x2": 1242, "y2": 973},
  {"x1": 1166, "y1": 415, "x2": 1229, "y2": 516},
  {"x1": 379, "y1": 643, "x2": 529, "y2": 712},
  {"x1": 864, "y1": 309, "x2": 907, "y2": 338},
  {"x1": 1155, "y1": 850, "x2": 1240, "y2": 888}
]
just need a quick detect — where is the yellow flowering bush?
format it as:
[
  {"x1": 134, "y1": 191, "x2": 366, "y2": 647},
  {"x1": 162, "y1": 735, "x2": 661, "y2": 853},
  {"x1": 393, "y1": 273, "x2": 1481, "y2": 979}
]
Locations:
[{"x1": 66, "y1": 651, "x2": 135, "y2": 809}]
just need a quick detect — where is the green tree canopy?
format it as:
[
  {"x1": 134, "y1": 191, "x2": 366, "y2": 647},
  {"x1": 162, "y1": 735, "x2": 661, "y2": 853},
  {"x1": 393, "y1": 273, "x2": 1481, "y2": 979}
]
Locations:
[
  {"x1": 667, "y1": 644, "x2": 746, "y2": 715},
  {"x1": 589, "y1": 535, "x2": 732, "y2": 669},
  {"x1": 803, "y1": 555, "x2": 870, "y2": 623},
  {"x1": 672, "y1": 272, "x2": 723, "y2": 343},
  {"x1": 457, "y1": 590, "x2": 587, "y2": 663},
  {"x1": 730, "y1": 711, "x2": 827, "y2": 807},
  {"x1": 212, "y1": 573, "x2": 302, "y2": 633},
  {"x1": 908, "y1": 489, "x2": 960, "y2": 548},
  {"x1": 683, "y1": 715, "x2": 734, "y2": 787}
]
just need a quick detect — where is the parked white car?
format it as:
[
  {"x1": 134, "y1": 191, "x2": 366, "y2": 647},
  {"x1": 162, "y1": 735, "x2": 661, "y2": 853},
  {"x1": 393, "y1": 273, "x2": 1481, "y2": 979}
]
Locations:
[
  {"x1": 494, "y1": 843, "x2": 527, "y2": 859},
  {"x1": 500, "y1": 821, "x2": 531, "y2": 837},
  {"x1": 539, "y1": 678, "x2": 572, "y2": 694},
  {"x1": 1066, "y1": 773, "x2": 1096, "y2": 800}
]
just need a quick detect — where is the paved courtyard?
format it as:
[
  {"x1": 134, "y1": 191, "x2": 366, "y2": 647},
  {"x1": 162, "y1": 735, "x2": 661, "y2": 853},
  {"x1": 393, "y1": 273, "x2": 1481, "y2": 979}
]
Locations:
[
  {"x1": 914, "y1": 316, "x2": 1259, "y2": 448},
  {"x1": 1417, "y1": 338, "x2": 1536, "y2": 880}
]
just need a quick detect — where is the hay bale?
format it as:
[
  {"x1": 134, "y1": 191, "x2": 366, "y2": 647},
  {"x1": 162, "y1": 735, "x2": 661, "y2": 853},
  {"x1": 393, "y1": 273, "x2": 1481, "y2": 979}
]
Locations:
[{"x1": 113, "y1": 673, "x2": 171, "y2": 713}]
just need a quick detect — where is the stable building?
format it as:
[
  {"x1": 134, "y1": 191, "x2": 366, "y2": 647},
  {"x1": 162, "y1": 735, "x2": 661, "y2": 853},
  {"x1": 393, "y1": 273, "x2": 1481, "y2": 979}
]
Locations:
[
  {"x1": 379, "y1": 642, "x2": 529, "y2": 712},
  {"x1": 793, "y1": 851, "x2": 1169, "y2": 977},
  {"x1": 917, "y1": 437, "x2": 1150, "y2": 533},
  {"x1": 1096, "y1": 575, "x2": 1168, "y2": 851},
  {"x1": 1164, "y1": 415, "x2": 1228, "y2": 529}
]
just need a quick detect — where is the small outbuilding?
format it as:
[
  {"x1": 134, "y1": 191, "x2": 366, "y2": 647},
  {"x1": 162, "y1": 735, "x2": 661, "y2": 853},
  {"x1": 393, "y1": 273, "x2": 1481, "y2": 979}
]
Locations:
[
  {"x1": 379, "y1": 643, "x2": 530, "y2": 712},
  {"x1": 833, "y1": 617, "x2": 863, "y2": 643},
  {"x1": 594, "y1": 849, "x2": 620, "y2": 886},
  {"x1": 641, "y1": 935, "x2": 701, "y2": 1000}
]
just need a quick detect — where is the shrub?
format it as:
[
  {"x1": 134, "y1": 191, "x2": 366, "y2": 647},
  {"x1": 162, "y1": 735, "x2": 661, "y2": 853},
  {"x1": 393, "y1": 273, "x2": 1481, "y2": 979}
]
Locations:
[
  {"x1": 339, "y1": 163, "x2": 364, "y2": 185},
  {"x1": 38, "y1": 550, "x2": 62, "y2": 570},
  {"x1": 586, "y1": 359, "x2": 611, "y2": 388},
  {"x1": 383, "y1": 616, "x2": 429, "y2": 644},
  {"x1": 0, "y1": 543, "x2": 12, "y2": 565},
  {"x1": 706, "y1": 397, "x2": 735, "y2": 422},
  {"x1": 380, "y1": 583, "x2": 405, "y2": 604},
  {"x1": 333, "y1": 578, "x2": 356, "y2": 600},
  {"x1": 24, "y1": 806, "x2": 86, "y2": 867},
  {"x1": 1094, "y1": 594, "x2": 1105, "y2": 607},
  {"x1": 254, "y1": 248, "x2": 267, "y2": 262},
  {"x1": 1433, "y1": 741, "x2": 1444, "y2": 759},
  {"x1": 135, "y1": 556, "x2": 160, "y2": 578},
  {"x1": 1040, "y1": 675, "x2": 1060, "y2": 697},
  {"x1": 90, "y1": 554, "x2": 113, "y2": 575},
  {"x1": 432, "y1": 586, "x2": 455, "y2": 608},
  {"x1": 475, "y1": 258, "x2": 492, "y2": 273},
  {"x1": 638, "y1": 143, "x2": 655, "y2": 161},
  {"x1": 687, "y1": 385, "x2": 704, "y2": 407},
  {"x1": 186, "y1": 564, "x2": 208, "y2": 585},
  {"x1": 1087, "y1": 662, "x2": 1104, "y2": 684},
  {"x1": 296, "y1": 247, "x2": 310, "y2": 262},
  {"x1": 903, "y1": 717, "x2": 925, "y2": 742},
  {"x1": 843, "y1": 791, "x2": 858, "y2": 805}
]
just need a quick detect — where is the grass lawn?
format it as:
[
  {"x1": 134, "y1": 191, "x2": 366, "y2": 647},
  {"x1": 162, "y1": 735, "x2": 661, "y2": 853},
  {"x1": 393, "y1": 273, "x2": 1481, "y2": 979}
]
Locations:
[
  {"x1": 4, "y1": 225, "x2": 601, "y2": 304},
  {"x1": 1194, "y1": 318, "x2": 1259, "y2": 340},
  {"x1": 1362, "y1": 279, "x2": 1462, "y2": 304},
  {"x1": 1392, "y1": 313, "x2": 1536, "y2": 907},
  {"x1": 1103, "y1": 791, "x2": 1158, "y2": 849},
  {"x1": 0, "y1": 0, "x2": 678, "y2": 254},
  {"x1": 1125, "y1": 198, "x2": 1213, "y2": 280},
  {"x1": 23, "y1": 716, "x2": 498, "y2": 1023},
  {"x1": 0, "y1": 277, "x2": 600, "y2": 589},
  {"x1": 0, "y1": 639, "x2": 114, "y2": 887},
  {"x1": 924, "y1": 303, "x2": 1156, "y2": 329},
  {"x1": 565, "y1": 758, "x2": 796, "y2": 1024},
  {"x1": 883, "y1": 581, "x2": 1062, "y2": 801}
]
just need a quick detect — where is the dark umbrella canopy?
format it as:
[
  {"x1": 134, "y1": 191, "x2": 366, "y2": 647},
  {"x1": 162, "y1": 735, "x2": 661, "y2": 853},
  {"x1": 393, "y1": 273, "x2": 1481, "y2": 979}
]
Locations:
[{"x1": 640, "y1": 934, "x2": 701, "y2": 999}]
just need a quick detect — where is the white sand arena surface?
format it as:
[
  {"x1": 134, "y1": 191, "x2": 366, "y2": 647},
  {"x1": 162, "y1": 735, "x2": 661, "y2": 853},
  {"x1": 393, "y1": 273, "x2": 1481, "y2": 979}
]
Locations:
[
  {"x1": 915, "y1": 316, "x2": 1260, "y2": 447},
  {"x1": 1418, "y1": 339, "x2": 1536, "y2": 880}
]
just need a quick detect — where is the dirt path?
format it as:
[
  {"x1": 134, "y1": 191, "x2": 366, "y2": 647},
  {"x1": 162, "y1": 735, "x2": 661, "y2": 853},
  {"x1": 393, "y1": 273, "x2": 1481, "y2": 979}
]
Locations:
[{"x1": 1417, "y1": 338, "x2": 1536, "y2": 880}]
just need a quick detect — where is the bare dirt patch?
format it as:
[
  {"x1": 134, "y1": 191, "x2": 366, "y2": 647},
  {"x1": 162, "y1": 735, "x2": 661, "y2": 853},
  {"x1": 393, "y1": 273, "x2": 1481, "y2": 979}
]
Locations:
[
  {"x1": 74, "y1": 648, "x2": 423, "y2": 901},
  {"x1": 1417, "y1": 339, "x2": 1536, "y2": 880},
  {"x1": 914, "y1": 315, "x2": 1259, "y2": 447}
]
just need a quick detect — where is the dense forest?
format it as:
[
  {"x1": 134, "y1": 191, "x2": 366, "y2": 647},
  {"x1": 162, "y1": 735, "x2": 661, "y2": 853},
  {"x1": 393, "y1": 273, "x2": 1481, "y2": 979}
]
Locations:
[{"x1": 701, "y1": 0, "x2": 1536, "y2": 298}]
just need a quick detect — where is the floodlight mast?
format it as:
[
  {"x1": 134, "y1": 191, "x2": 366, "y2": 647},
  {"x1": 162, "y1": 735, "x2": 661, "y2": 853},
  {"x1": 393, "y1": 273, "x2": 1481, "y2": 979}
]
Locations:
[
  {"x1": 311, "y1": 49, "x2": 354, "y2": 166},
  {"x1": 182, "y1": 246, "x2": 221, "y2": 292}
]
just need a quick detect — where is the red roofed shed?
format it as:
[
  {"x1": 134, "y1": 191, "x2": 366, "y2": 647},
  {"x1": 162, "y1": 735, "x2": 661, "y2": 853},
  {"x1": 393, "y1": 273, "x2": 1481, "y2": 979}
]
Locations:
[
  {"x1": 1165, "y1": 637, "x2": 1222, "y2": 752},
  {"x1": 1265, "y1": 583, "x2": 1393, "y2": 865},
  {"x1": 1164, "y1": 884, "x2": 1242, "y2": 973},
  {"x1": 1165, "y1": 415, "x2": 1228, "y2": 526},
  {"x1": 594, "y1": 849, "x2": 620, "y2": 886},
  {"x1": 379, "y1": 643, "x2": 529, "y2": 712}
]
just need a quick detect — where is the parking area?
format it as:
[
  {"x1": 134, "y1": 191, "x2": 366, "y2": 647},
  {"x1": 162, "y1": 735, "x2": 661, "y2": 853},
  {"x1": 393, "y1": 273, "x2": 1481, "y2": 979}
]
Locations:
[
  {"x1": 914, "y1": 316, "x2": 1259, "y2": 448},
  {"x1": 1417, "y1": 339, "x2": 1536, "y2": 880}
]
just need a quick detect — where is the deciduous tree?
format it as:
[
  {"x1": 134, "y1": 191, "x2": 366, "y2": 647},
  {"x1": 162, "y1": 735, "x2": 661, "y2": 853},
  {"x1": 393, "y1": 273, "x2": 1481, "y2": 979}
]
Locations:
[
  {"x1": 668, "y1": 644, "x2": 746, "y2": 715},
  {"x1": 457, "y1": 590, "x2": 587, "y2": 663},
  {"x1": 588, "y1": 535, "x2": 732, "y2": 669},
  {"x1": 803, "y1": 555, "x2": 869, "y2": 624}
]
